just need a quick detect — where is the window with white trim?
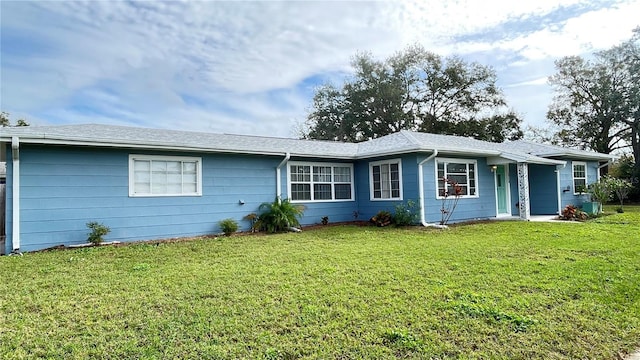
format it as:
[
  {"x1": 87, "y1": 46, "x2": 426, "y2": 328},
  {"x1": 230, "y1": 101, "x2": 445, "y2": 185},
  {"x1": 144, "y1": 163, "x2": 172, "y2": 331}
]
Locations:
[
  {"x1": 572, "y1": 161, "x2": 587, "y2": 194},
  {"x1": 129, "y1": 155, "x2": 202, "y2": 197},
  {"x1": 370, "y1": 159, "x2": 402, "y2": 200},
  {"x1": 436, "y1": 158, "x2": 478, "y2": 198},
  {"x1": 288, "y1": 162, "x2": 354, "y2": 202}
]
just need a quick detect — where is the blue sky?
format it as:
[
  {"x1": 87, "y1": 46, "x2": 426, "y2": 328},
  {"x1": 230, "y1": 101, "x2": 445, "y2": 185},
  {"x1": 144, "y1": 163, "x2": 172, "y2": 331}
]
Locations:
[{"x1": 1, "y1": 0, "x2": 639, "y2": 138}]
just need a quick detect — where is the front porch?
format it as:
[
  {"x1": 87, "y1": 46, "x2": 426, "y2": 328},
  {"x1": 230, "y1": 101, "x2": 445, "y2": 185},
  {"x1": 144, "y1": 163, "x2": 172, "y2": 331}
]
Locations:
[{"x1": 488, "y1": 156, "x2": 567, "y2": 221}]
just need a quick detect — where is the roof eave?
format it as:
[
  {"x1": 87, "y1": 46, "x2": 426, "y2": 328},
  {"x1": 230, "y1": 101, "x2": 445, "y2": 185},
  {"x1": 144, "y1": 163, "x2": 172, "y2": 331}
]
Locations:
[
  {"x1": 541, "y1": 152, "x2": 615, "y2": 161},
  {"x1": 18, "y1": 137, "x2": 288, "y2": 156},
  {"x1": 8, "y1": 136, "x2": 359, "y2": 159}
]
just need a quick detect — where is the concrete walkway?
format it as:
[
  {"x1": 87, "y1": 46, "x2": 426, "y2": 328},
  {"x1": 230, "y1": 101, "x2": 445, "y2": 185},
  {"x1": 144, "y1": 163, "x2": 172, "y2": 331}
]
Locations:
[
  {"x1": 496, "y1": 215, "x2": 582, "y2": 223},
  {"x1": 626, "y1": 350, "x2": 640, "y2": 360},
  {"x1": 528, "y1": 215, "x2": 565, "y2": 222}
]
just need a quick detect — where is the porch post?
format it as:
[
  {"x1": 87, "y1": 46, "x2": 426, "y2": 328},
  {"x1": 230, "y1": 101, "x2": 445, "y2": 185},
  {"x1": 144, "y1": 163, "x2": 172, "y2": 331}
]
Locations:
[{"x1": 516, "y1": 162, "x2": 530, "y2": 220}]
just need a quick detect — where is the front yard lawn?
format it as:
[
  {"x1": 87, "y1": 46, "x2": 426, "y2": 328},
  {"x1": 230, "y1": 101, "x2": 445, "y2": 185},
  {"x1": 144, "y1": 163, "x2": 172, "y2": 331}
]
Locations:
[{"x1": 1, "y1": 207, "x2": 639, "y2": 359}]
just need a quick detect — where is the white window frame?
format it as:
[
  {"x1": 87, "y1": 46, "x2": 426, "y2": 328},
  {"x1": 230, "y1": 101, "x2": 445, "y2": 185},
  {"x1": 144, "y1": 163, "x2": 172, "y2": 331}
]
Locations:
[
  {"x1": 129, "y1": 154, "x2": 202, "y2": 197},
  {"x1": 369, "y1": 159, "x2": 403, "y2": 201},
  {"x1": 435, "y1": 158, "x2": 479, "y2": 199},
  {"x1": 287, "y1": 162, "x2": 355, "y2": 203},
  {"x1": 572, "y1": 161, "x2": 587, "y2": 195}
]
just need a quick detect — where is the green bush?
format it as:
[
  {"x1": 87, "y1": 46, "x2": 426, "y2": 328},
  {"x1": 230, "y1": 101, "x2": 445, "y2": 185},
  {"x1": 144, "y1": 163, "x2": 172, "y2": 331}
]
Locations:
[
  {"x1": 87, "y1": 222, "x2": 110, "y2": 245},
  {"x1": 587, "y1": 180, "x2": 612, "y2": 206},
  {"x1": 219, "y1": 218, "x2": 239, "y2": 236},
  {"x1": 255, "y1": 197, "x2": 305, "y2": 233},
  {"x1": 392, "y1": 200, "x2": 420, "y2": 226}
]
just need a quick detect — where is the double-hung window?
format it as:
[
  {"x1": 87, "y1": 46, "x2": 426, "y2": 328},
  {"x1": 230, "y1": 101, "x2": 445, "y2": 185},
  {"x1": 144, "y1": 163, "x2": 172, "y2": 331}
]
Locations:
[
  {"x1": 572, "y1": 161, "x2": 587, "y2": 194},
  {"x1": 129, "y1": 155, "x2": 202, "y2": 197},
  {"x1": 370, "y1": 159, "x2": 402, "y2": 200},
  {"x1": 289, "y1": 162, "x2": 354, "y2": 202},
  {"x1": 436, "y1": 158, "x2": 477, "y2": 198}
]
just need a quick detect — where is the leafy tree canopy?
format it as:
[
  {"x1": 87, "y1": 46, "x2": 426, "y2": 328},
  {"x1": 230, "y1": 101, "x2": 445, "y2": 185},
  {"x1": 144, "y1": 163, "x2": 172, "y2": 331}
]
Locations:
[
  {"x1": 302, "y1": 45, "x2": 523, "y2": 143},
  {"x1": 543, "y1": 27, "x2": 639, "y2": 167}
]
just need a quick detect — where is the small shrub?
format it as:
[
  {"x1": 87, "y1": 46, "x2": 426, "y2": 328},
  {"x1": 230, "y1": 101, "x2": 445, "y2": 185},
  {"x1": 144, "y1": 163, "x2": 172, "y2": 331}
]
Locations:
[
  {"x1": 255, "y1": 197, "x2": 305, "y2": 233},
  {"x1": 392, "y1": 199, "x2": 420, "y2": 226},
  {"x1": 243, "y1": 213, "x2": 258, "y2": 232},
  {"x1": 560, "y1": 205, "x2": 588, "y2": 221},
  {"x1": 616, "y1": 206, "x2": 624, "y2": 213},
  {"x1": 575, "y1": 184, "x2": 587, "y2": 195},
  {"x1": 587, "y1": 180, "x2": 612, "y2": 207},
  {"x1": 440, "y1": 177, "x2": 463, "y2": 225},
  {"x1": 321, "y1": 216, "x2": 329, "y2": 225},
  {"x1": 86, "y1": 221, "x2": 110, "y2": 245},
  {"x1": 370, "y1": 210, "x2": 392, "y2": 227},
  {"x1": 219, "y1": 218, "x2": 239, "y2": 236}
]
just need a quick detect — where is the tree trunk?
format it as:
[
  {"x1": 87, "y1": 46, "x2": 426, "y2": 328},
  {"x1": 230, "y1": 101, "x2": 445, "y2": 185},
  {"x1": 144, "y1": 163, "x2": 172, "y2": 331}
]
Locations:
[{"x1": 632, "y1": 121, "x2": 640, "y2": 169}]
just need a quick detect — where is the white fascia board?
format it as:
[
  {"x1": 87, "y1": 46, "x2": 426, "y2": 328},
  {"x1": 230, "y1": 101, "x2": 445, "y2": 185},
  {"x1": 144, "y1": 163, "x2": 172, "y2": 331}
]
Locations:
[
  {"x1": 11, "y1": 137, "x2": 358, "y2": 159},
  {"x1": 488, "y1": 153, "x2": 566, "y2": 166},
  {"x1": 433, "y1": 148, "x2": 502, "y2": 157},
  {"x1": 526, "y1": 158, "x2": 566, "y2": 165},
  {"x1": 487, "y1": 156, "x2": 517, "y2": 165},
  {"x1": 538, "y1": 151, "x2": 615, "y2": 161},
  {"x1": 355, "y1": 147, "x2": 422, "y2": 159}
]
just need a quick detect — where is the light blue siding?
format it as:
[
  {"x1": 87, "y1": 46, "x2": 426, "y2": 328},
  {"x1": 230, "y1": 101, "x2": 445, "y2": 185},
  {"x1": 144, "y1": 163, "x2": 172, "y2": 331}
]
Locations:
[
  {"x1": 507, "y1": 161, "x2": 600, "y2": 216},
  {"x1": 354, "y1": 154, "x2": 420, "y2": 221},
  {"x1": 278, "y1": 158, "x2": 359, "y2": 225},
  {"x1": 559, "y1": 160, "x2": 599, "y2": 209},
  {"x1": 3, "y1": 142, "x2": 606, "y2": 254},
  {"x1": 422, "y1": 157, "x2": 497, "y2": 224},
  {"x1": 5, "y1": 145, "x2": 280, "y2": 252}
]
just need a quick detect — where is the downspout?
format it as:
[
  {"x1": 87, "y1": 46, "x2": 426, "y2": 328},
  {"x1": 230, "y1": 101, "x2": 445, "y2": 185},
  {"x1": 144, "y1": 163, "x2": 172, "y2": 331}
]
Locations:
[
  {"x1": 418, "y1": 150, "x2": 438, "y2": 227},
  {"x1": 597, "y1": 160, "x2": 611, "y2": 181},
  {"x1": 275, "y1": 152, "x2": 290, "y2": 199},
  {"x1": 555, "y1": 163, "x2": 566, "y2": 216},
  {"x1": 11, "y1": 137, "x2": 21, "y2": 254}
]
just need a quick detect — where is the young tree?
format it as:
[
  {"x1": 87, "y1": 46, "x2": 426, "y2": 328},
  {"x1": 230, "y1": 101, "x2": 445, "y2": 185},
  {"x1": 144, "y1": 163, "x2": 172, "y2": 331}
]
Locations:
[
  {"x1": 606, "y1": 177, "x2": 633, "y2": 210},
  {"x1": 303, "y1": 45, "x2": 522, "y2": 142}
]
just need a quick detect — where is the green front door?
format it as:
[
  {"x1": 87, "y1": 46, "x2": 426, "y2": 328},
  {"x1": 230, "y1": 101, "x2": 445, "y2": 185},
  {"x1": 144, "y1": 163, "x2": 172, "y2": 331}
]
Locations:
[{"x1": 496, "y1": 165, "x2": 508, "y2": 215}]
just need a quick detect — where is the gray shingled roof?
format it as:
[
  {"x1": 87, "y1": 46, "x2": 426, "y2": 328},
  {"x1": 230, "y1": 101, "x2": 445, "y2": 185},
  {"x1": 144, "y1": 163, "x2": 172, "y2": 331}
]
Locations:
[
  {"x1": 501, "y1": 140, "x2": 614, "y2": 161},
  {"x1": 0, "y1": 124, "x2": 359, "y2": 159},
  {"x1": 0, "y1": 124, "x2": 612, "y2": 162},
  {"x1": 369, "y1": 131, "x2": 566, "y2": 165}
]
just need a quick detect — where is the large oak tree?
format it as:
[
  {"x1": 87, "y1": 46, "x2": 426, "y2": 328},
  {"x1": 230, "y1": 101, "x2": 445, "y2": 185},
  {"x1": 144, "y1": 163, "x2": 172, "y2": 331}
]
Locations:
[
  {"x1": 546, "y1": 28, "x2": 639, "y2": 169},
  {"x1": 303, "y1": 46, "x2": 523, "y2": 143}
]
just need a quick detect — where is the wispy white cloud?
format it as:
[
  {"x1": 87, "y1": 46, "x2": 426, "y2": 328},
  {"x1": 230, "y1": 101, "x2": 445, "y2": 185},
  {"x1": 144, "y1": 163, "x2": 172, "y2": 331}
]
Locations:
[{"x1": 1, "y1": 0, "x2": 638, "y2": 137}]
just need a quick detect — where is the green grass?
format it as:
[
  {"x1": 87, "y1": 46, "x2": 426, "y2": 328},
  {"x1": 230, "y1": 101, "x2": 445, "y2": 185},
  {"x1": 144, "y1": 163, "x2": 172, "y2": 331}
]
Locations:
[{"x1": 1, "y1": 207, "x2": 639, "y2": 359}]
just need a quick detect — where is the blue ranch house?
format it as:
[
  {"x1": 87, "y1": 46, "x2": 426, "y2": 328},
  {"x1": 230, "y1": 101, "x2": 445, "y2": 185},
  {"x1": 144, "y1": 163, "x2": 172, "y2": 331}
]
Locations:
[{"x1": 0, "y1": 124, "x2": 613, "y2": 254}]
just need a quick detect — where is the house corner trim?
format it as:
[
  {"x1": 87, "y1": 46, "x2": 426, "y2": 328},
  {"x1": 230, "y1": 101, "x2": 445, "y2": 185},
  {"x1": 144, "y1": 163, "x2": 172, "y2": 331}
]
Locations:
[
  {"x1": 11, "y1": 136, "x2": 20, "y2": 251},
  {"x1": 516, "y1": 162, "x2": 530, "y2": 220}
]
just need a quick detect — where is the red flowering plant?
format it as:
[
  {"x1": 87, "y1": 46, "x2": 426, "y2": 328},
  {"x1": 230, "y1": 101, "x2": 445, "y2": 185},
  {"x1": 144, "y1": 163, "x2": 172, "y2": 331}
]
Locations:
[{"x1": 440, "y1": 178, "x2": 464, "y2": 225}]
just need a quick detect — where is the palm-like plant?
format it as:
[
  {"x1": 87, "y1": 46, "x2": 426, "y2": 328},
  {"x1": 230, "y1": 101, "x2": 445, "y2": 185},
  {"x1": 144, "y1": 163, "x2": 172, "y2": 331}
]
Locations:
[{"x1": 255, "y1": 197, "x2": 305, "y2": 233}]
